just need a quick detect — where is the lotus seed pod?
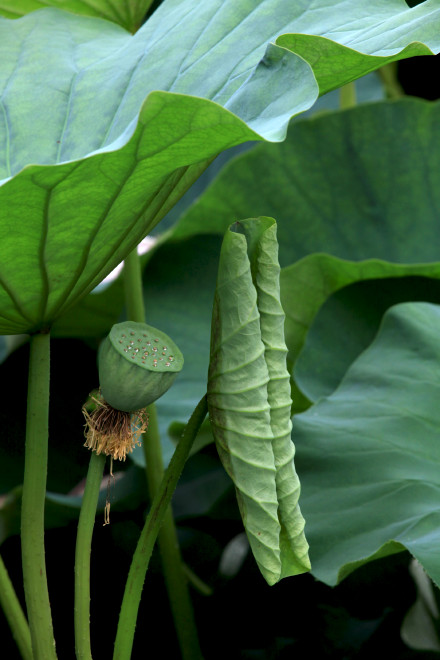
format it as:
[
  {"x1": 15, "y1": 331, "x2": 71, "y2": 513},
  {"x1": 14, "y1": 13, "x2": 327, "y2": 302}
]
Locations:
[{"x1": 99, "y1": 321, "x2": 183, "y2": 412}]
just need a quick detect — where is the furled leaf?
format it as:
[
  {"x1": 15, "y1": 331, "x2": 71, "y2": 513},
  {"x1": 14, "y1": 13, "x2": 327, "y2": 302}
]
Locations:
[
  {"x1": 0, "y1": 0, "x2": 151, "y2": 32},
  {"x1": 293, "y1": 302, "x2": 440, "y2": 587},
  {"x1": 208, "y1": 217, "x2": 309, "y2": 585}
]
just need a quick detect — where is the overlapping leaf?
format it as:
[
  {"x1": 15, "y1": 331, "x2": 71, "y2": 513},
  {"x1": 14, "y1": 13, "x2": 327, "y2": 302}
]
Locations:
[
  {"x1": 123, "y1": 98, "x2": 440, "y2": 460},
  {"x1": 1, "y1": 1, "x2": 439, "y2": 335},
  {"x1": 295, "y1": 276, "x2": 440, "y2": 402},
  {"x1": 174, "y1": 98, "x2": 440, "y2": 409},
  {"x1": 293, "y1": 302, "x2": 440, "y2": 587},
  {"x1": 0, "y1": 0, "x2": 151, "y2": 32},
  {"x1": 175, "y1": 98, "x2": 440, "y2": 267},
  {"x1": 207, "y1": 218, "x2": 309, "y2": 585},
  {"x1": 0, "y1": 4, "x2": 319, "y2": 335}
]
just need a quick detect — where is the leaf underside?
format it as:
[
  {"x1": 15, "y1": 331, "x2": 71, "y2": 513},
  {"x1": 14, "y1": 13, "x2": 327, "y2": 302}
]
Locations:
[
  {"x1": 0, "y1": 0, "x2": 151, "y2": 32},
  {"x1": 1, "y1": 1, "x2": 439, "y2": 334}
]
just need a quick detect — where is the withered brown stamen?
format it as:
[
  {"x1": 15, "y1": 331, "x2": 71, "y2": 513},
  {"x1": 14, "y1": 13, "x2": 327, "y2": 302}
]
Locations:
[{"x1": 82, "y1": 393, "x2": 148, "y2": 461}]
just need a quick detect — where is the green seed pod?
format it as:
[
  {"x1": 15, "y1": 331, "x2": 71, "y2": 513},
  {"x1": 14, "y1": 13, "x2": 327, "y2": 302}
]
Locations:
[{"x1": 99, "y1": 321, "x2": 183, "y2": 412}]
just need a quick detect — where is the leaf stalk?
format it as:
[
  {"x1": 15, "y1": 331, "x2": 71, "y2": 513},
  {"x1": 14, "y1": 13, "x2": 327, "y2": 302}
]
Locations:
[
  {"x1": 74, "y1": 451, "x2": 106, "y2": 660},
  {"x1": 113, "y1": 394, "x2": 208, "y2": 660},
  {"x1": 123, "y1": 248, "x2": 202, "y2": 658},
  {"x1": 21, "y1": 330, "x2": 57, "y2": 659},
  {"x1": 0, "y1": 554, "x2": 33, "y2": 660}
]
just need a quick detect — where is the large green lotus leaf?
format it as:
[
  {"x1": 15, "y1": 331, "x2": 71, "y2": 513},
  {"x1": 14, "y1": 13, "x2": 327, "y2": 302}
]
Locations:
[
  {"x1": 293, "y1": 302, "x2": 440, "y2": 587},
  {"x1": 280, "y1": 257, "x2": 440, "y2": 412},
  {"x1": 295, "y1": 277, "x2": 440, "y2": 403},
  {"x1": 207, "y1": 218, "x2": 310, "y2": 585},
  {"x1": 173, "y1": 98, "x2": 440, "y2": 403},
  {"x1": 276, "y1": 0, "x2": 439, "y2": 95},
  {"x1": 50, "y1": 277, "x2": 124, "y2": 339},
  {"x1": 0, "y1": 0, "x2": 151, "y2": 32},
  {"x1": 2, "y1": 1, "x2": 438, "y2": 335},
  {"x1": 174, "y1": 98, "x2": 440, "y2": 266},
  {"x1": 50, "y1": 65, "x2": 385, "y2": 344},
  {"x1": 0, "y1": 5, "x2": 322, "y2": 335},
  {"x1": 2, "y1": 2, "x2": 439, "y2": 337},
  {"x1": 50, "y1": 246, "x2": 158, "y2": 337},
  {"x1": 3, "y1": 0, "x2": 439, "y2": 86}
]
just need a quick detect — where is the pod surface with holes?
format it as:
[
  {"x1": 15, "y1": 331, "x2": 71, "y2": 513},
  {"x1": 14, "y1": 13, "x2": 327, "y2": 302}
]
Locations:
[{"x1": 99, "y1": 321, "x2": 183, "y2": 412}]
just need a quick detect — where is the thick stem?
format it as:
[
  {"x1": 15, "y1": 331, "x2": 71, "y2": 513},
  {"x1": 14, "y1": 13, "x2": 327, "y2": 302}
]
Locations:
[
  {"x1": 123, "y1": 249, "x2": 145, "y2": 324},
  {"x1": 143, "y1": 405, "x2": 203, "y2": 659},
  {"x1": 123, "y1": 248, "x2": 202, "y2": 658},
  {"x1": 0, "y1": 555, "x2": 33, "y2": 660},
  {"x1": 74, "y1": 451, "x2": 106, "y2": 660},
  {"x1": 377, "y1": 62, "x2": 404, "y2": 100},
  {"x1": 113, "y1": 394, "x2": 208, "y2": 660},
  {"x1": 339, "y1": 81, "x2": 356, "y2": 109},
  {"x1": 21, "y1": 330, "x2": 57, "y2": 659}
]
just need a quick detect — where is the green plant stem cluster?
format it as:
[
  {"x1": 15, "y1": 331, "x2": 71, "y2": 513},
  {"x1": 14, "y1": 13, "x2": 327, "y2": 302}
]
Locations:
[
  {"x1": 123, "y1": 248, "x2": 202, "y2": 659},
  {"x1": 113, "y1": 394, "x2": 208, "y2": 659}
]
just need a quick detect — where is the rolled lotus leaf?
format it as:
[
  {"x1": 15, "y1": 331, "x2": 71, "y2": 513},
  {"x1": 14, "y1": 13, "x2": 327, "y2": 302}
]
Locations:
[
  {"x1": 99, "y1": 321, "x2": 183, "y2": 412},
  {"x1": 208, "y1": 217, "x2": 310, "y2": 585}
]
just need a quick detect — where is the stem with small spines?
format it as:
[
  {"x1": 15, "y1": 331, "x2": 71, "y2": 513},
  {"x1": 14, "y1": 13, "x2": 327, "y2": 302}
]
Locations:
[{"x1": 0, "y1": 554, "x2": 32, "y2": 660}]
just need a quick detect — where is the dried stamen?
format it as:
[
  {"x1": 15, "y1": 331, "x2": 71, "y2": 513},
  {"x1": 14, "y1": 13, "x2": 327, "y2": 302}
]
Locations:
[{"x1": 82, "y1": 393, "x2": 148, "y2": 461}]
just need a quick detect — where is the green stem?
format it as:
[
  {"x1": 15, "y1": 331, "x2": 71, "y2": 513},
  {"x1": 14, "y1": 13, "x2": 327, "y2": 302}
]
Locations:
[
  {"x1": 123, "y1": 249, "x2": 145, "y2": 324},
  {"x1": 21, "y1": 330, "x2": 57, "y2": 659},
  {"x1": 0, "y1": 555, "x2": 33, "y2": 660},
  {"x1": 113, "y1": 394, "x2": 208, "y2": 660},
  {"x1": 377, "y1": 62, "x2": 404, "y2": 100},
  {"x1": 74, "y1": 452, "x2": 106, "y2": 660},
  {"x1": 123, "y1": 248, "x2": 202, "y2": 658},
  {"x1": 182, "y1": 563, "x2": 213, "y2": 597},
  {"x1": 143, "y1": 405, "x2": 203, "y2": 659},
  {"x1": 339, "y1": 81, "x2": 356, "y2": 109}
]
